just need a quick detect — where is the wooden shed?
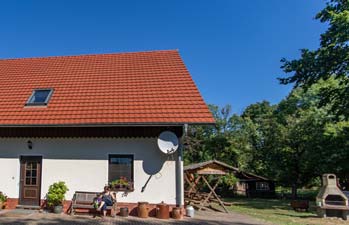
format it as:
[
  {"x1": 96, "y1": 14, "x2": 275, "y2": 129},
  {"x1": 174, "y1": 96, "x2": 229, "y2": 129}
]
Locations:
[
  {"x1": 235, "y1": 172, "x2": 275, "y2": 198},
  {"x1": 184, "y1": 160, "x2": 275, "y2": 198}
]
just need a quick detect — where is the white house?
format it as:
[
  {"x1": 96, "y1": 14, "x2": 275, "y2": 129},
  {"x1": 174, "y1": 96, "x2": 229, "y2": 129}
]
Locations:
[{"x1": 0, "y1": 50, "x2": 214, "y2": 213}]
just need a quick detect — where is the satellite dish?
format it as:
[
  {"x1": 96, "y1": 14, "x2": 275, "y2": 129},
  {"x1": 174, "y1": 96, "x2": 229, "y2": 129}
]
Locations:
[{"x1": 157, "y1": 131, "x2": 179, "y2": 154}]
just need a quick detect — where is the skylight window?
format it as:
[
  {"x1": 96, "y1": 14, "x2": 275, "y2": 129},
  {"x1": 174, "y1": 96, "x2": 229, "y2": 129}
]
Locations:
[{"x1": 26, "y1": 89, "x2": 53, "y2": 106}]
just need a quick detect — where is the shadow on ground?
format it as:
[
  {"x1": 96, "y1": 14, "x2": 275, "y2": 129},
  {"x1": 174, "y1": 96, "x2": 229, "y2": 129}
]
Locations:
[
  {"x1": 0, "y1": 211, "x2": 267, "y2": 225},
  {"x1": 233, "y1": 199, "x2": 290, "y2": 210},
  {"x1": 273, "y1": 212, "x2": 318, "y2": 219}
]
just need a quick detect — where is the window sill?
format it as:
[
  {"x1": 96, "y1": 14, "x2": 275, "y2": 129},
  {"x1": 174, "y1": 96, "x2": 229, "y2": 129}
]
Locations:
[{"x1": 110, "y1": 186, "x2": 134, "y2": 192}]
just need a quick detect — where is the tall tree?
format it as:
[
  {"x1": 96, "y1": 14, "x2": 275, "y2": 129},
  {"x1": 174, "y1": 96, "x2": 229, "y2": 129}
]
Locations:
[
  {"x1": 239, "y1": 101, "x2": 280, "y2": 176},
  {"x1": 273, "y1": 78, "x2": 349, "y2": 197},
  {"x1": 279, "y1": 0, "x2": 349, "y2": 117},
  {"x1": 235, "y1": 79, "x2": 348, "y2": 197},
  {"x1": 184, "y1": 104, "x2": 239, "y2": 166},
  {"x1": 184, "y1": 79, "x2": 349, "y2": 193}
]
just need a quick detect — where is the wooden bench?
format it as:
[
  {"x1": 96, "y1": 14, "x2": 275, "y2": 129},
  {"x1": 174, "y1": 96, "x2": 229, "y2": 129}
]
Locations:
[{"x1": 70, "y1": 191, "x2": 117, "y2": 217}]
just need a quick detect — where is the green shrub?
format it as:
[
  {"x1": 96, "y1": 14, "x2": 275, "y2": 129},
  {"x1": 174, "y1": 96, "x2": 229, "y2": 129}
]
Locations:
[
  {"x1": 221, "y1": 173, "x2": 239, "y2": 186},
  {"x1": 0, "y1": 192, "x2": 7, "y2": 202},
  {"x1": 46, "y1": 181, "x2": 69, "y2": 207}
]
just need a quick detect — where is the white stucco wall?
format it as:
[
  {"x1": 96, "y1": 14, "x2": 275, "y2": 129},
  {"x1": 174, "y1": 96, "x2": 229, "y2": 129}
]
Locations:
[{"x1": 0, "y1": 138, "x2": 180, "y2": 205}]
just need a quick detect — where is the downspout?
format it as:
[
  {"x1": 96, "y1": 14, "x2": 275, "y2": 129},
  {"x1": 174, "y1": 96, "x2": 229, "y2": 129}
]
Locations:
[{"x1": 176, "y1": 124, "x2": 187, "y2": 207}]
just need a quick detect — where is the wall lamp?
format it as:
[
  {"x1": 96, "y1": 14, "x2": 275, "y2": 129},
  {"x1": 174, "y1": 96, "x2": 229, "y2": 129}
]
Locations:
[{"x1": 27, "y1": 140, "x2": 33, "y2": 150}]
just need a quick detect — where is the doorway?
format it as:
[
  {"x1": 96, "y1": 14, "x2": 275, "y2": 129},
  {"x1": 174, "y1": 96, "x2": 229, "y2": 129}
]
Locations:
[{"x1": 19, "y1": 156, "x2": 42, "y2": 206}]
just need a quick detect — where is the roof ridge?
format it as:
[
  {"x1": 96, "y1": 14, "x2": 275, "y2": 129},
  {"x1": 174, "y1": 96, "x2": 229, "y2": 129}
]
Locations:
[{"x1": 0, "y1": 49, "x2": 179, "y2": 61}]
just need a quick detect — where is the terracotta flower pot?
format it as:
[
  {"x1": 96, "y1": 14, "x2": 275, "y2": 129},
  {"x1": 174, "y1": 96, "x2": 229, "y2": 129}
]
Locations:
[
  {"x1": 138, "y1": 202, "x2": 149, "y2": 218},
  {"x1": 172, "y1": 207, "x2": 182, "y2": 219}
]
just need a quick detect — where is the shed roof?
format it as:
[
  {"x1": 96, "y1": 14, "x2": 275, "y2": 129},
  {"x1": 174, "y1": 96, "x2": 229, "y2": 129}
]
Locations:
[
  {"x1": 0, "y1": 50, "x2": 214, "y2": 126},
  {"x1": 184, "y1": 160, "x2": 270, "y2": 181},
  {"x1": 184, "y1": 159, "x2": 239, "y2": 172}
]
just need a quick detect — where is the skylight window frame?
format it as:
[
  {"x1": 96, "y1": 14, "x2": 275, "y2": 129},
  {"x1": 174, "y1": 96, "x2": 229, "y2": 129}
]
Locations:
[{"x1": 25, "y1": 88, "x2": 54, "y2": 106}]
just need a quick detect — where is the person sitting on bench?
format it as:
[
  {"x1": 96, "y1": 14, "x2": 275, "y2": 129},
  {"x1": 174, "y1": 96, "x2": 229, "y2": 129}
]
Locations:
[{"x1": 97, "y1": 186, "x2": 117, "y2": 217}]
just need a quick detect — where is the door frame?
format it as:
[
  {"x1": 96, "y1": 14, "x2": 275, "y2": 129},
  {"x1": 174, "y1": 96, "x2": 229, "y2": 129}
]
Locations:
[{"x1": 19, "y1": 155, "x2": 43, "y2": 206}]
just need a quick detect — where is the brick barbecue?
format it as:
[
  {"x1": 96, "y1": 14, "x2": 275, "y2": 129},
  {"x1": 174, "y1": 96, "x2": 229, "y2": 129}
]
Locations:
[{"x1": 316, "y1": 174, "x2": 349, "y2": 220}]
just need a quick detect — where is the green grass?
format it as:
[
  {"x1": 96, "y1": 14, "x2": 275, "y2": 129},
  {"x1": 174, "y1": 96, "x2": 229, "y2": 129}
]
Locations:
[
  {"x1": 275, "y1": 187, "x2": 319, "y2": 200},
  {"x1": 224, "y1": 198, "x2": 349, "y2": 225}
]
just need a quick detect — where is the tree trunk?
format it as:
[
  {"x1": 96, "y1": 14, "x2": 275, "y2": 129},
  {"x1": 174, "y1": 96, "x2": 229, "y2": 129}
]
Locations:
[{"x1": 291, "y1": 183, "x2": 298, "y2": 200}]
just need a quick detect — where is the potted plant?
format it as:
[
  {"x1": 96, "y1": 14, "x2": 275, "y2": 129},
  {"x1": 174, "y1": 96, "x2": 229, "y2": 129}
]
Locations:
[
  {"x1": 119, "y1": 176, "x2": 129, "y2": 189},
  {"x1": 0, "y1": 192, "x2": 7, "y2": 210},
  {"x1": 110, "y1": 177, "x2": 133, "y2": 191},
  {"x1": 110, "y1": 179, "x2": 121, "y2": 189},
  {"x1": 46, "y1": 181, "x2": 69, "y2": 214}
]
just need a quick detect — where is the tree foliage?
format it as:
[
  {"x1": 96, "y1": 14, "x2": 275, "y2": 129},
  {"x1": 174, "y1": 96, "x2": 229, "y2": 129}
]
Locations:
[
  {"x1": 185, "y1": 80, "x2": 349, "y2": 197},
  {"x1": 184, "y1": 0, "x2": 349, "y2": 197},
  {"x1": 184, "y1": 104, "x2": 239, "y2": 166},
  {"x1": 279, "y1": 0, "x2": 349, "y2": 117}
]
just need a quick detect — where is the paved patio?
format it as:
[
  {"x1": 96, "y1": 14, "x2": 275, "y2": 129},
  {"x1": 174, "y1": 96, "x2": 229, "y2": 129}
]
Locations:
[{"x1": 0, "y1": 209, "x2": 269, "y2": 225}]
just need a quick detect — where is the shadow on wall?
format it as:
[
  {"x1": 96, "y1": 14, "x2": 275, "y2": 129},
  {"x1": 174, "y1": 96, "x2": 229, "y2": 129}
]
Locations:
[
  {"x1": 140, "y1": 149, "x2": 176, "y2": 192},
  {"x1": 142, "y1": 151, "x2": 172, "y2": 175}
]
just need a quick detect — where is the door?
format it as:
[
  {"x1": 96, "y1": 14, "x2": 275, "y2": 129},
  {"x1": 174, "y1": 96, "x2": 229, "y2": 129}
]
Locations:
[{"x1": 19, "y1": 156, "x2": 42, "y2": 206}]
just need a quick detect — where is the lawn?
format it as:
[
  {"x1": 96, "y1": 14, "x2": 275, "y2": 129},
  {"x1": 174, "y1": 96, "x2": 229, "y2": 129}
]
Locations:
[{"x1": 224, "y1": 198, "x2": 349, "y2": 225}]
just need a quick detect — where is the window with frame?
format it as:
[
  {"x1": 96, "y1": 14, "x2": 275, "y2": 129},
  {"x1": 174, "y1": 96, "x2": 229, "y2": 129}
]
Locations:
[
  {"x1": 256, "y1": 182, "x2": 270, "y2": 191},
  {"x1": 26, "y1": 89, "x2": 53, "y2": 106},
  {"x1": 108, "y1": 155, "x2": 134, "y2": 191}
]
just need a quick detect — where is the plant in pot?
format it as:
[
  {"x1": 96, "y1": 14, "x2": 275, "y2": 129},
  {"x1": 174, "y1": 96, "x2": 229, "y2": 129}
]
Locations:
[
  {"x1": 0, "y1": 191, "x2": 7, "y2": 210},
  {"x1": 46, "y1": 181, "x2": 69, "y2": 214},
  {"x1": 118, "y1": 176, "x2": 129, "y2": 189},
  {"x1": 110, "y1": 179, "x2": 121, "y2": 189},
  {"x1": 110, "y1": 177, "x2": 132, "y2": 190}
]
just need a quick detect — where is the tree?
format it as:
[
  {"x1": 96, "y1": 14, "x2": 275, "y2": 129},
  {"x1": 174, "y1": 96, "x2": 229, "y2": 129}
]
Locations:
[
  {"x1": 184, "y1": 79, "x2": 349, "y2": 195},
  {"x1": 237, "y1": 102, "x2": 280, "y2": 176},
  {"x1": 274, "y1": 102, "x2": 328, "y2": 198},
  {"x1": 279, "y1": 0, "x2": 349, "y2": 117},
  {"x1": 184, "y1": 104, "x2": 239, "y2": 166},
  {"x1": 234, "y1": 79, "x2": 348, "y2": 198},
  {"x1": 278, "y1": 0, "x2": 349, "y2": 193},
  {"x1": 273, "y1": 78, "x2": 349, "y2": 198}
]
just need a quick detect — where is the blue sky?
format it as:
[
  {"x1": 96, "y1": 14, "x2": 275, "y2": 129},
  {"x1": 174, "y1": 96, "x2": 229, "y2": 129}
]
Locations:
[{"x1": 0, "y1": 0, "x2": 327, "y2": 114}]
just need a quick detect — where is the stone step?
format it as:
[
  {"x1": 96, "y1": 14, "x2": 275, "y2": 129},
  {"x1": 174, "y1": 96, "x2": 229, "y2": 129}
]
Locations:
[{"x1": 16, "y1": 205, "x2": 41, "y2": 210}]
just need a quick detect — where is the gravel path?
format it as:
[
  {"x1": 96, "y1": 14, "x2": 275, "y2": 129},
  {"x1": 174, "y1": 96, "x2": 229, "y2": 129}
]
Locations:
[{"x1": 0, "y1": 209, "x2": 269, "y2": 225}]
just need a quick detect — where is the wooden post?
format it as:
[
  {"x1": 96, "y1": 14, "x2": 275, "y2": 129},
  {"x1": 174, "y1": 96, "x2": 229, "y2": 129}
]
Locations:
[
  {"x1": 187, "y1": 175, "x2": 201, "y2": 196},
  {"x1": 202, "y1": 176, "x2": 230, "y2": 213},
  {"x1": 198, "y1": 176, "x2": 219, "y2": 211}
]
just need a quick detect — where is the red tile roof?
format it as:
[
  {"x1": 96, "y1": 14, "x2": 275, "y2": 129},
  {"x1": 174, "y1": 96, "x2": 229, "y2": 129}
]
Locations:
[{"x1": 0, "y1": 50, "x2": 214, "y2": 126}]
